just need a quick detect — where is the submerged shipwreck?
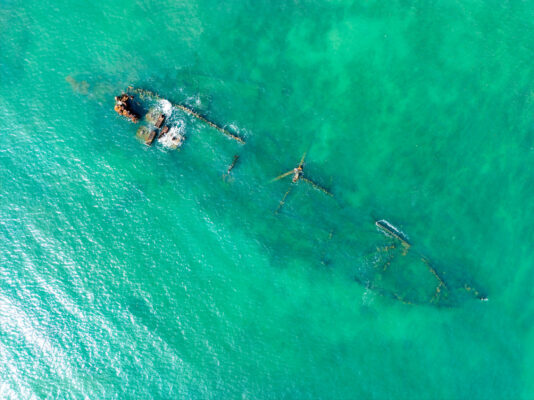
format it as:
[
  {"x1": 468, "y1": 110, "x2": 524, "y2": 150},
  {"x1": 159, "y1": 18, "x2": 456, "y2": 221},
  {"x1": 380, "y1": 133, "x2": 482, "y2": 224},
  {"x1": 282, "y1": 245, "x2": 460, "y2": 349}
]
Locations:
[
  {"x1": 357, "y1": 219, "x2": 488, "y2": 307},
  {"x1": 110, "y1": 85, "x2": 487, "y2": 308}
]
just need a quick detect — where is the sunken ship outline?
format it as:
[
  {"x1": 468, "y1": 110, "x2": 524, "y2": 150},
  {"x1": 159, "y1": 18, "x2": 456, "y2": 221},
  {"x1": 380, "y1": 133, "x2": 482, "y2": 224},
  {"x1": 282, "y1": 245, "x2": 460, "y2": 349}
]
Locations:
[{"x1": 112, "y1": 86, "x2": 488, "y2": 308}]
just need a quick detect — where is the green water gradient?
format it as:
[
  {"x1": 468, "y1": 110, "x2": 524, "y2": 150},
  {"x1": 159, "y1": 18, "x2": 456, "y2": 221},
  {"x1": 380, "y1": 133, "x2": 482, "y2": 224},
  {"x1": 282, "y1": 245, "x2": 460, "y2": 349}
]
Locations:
[{"x1": 1, "y1": 0, "x2": 534, "y2": 398}]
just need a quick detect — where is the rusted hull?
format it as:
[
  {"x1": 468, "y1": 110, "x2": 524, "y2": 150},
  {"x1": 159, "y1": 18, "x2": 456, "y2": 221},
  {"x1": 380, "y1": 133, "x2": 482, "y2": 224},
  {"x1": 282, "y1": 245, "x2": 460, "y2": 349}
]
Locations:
[{"x1": 114, "y1": 94, "x2": 139, "y2": 123}]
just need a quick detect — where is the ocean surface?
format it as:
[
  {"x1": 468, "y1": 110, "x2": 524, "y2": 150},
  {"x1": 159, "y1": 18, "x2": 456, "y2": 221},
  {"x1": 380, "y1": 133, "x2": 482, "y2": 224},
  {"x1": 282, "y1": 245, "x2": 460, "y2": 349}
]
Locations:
[{"x1": 1, "y1": 0, "x2": 534, "y2": 398}]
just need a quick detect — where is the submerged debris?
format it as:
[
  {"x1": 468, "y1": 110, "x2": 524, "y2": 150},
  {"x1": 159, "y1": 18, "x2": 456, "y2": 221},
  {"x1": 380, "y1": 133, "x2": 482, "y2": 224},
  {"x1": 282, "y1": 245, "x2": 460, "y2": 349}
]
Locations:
[
  {"x1": 367, "y1": 219, "x2": 488, "y2": 306},
  {"x1": 375, "y1": 220, "x2": 410, "y2": 251},
  {"x1": 272, "y1": 152, "x2": 333, "y2": 213},
  {"x1": 136, "y1": 126, "x2": 150, "y2": 142},
  {"x1": 223, "y1": 155, "x2": 240, "y2": 181},
  {"x1": 227, "y1": 154, "x2": 240, "y2": 173}
]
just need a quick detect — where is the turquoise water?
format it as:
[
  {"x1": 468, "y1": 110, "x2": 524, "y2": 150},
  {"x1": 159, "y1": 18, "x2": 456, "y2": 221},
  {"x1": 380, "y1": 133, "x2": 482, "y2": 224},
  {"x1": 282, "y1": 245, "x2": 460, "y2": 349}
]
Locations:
[{"x1": 2, "y1": 0, "x2": 534, "y2": 398}]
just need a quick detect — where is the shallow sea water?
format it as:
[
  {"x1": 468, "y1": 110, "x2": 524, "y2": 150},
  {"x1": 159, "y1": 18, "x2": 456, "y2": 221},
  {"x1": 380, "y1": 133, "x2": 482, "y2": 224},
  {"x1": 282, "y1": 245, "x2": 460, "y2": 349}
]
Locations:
[{"x1": 1, "y1": 0, "x2": 534, "y2": 398}]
